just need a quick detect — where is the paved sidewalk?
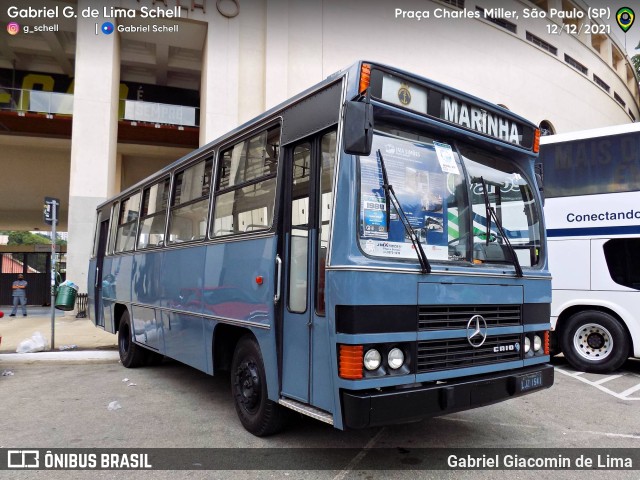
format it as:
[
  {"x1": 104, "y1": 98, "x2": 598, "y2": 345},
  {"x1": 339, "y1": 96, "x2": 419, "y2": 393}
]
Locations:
[
  {"x1": 0, "y1": 306, "x2": 117, "y2": 355},
  {"x1": 0, "y1": 350, "x2": 119, "y2": 364}
]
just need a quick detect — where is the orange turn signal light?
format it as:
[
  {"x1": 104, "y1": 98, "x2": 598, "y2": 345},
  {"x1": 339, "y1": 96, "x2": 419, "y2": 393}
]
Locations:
[
  {"x1": 339, "y1": 344, "x2": 363, "y2": 379},
  {"x1": 359, "y1": 63, "x2": 371, "y2": 95},
  {"x1": 543, "y1": 331, "x2": 550, "y2": 355},
  {"x1": 533, "y1": 128, "x2": 541, "y2": 153}
]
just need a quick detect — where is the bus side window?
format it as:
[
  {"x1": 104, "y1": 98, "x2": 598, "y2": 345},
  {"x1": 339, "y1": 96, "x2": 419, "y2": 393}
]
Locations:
[
  {"x1": 92, "y1": 211, "x2": 103, "y2": 257},
  {"x1": 137, "y1": 177, "x2": 170, "y2": 249},
  {"x1": 167, "y1": 157, "x2": 213, "y2": 244},
  {"x1": 212, "y1": 125, "x2": 280, "y2": 237},
  {"x1": 289, "y1": 142, "x2": 312, "y2": 313},
  {"x1": 106, "y1": 201, "x2": 119, "y2": 255},
  {"x1": 114, "y1": 192, "x2": 141, "y2": 253},
  {"x1": 603, "y1": 238, "x2": 640, "y2": 290}
]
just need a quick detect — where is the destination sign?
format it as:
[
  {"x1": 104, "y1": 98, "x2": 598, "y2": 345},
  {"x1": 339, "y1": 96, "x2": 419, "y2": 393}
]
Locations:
[
  {"x1": 371, "y1": 69, "x2": 534, "y2": 150},
  {"x1": 441, "y1": 96, "x2": 522, "y2": 146}
]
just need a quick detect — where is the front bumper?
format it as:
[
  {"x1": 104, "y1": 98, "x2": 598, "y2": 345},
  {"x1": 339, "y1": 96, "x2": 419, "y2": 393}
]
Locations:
[{"x1": 342, "y1": 364, "x2": 554, "y2": 429}]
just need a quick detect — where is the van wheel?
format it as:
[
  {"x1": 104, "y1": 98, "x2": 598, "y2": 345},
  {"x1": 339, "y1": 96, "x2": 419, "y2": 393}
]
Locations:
[
  {"x1": 118, "y1": 311, "x2": 147, "y2": 368},
  {"x1": 560, "y1": 311, "x2": 629, "y2": 373},
  {"x1": 231, "y1": 335, "x2": 285, "y2": 436}
]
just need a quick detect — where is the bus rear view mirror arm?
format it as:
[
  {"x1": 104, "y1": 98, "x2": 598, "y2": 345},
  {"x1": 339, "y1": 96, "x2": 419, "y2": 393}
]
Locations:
[
  {"x1": 343, "y1": 98, "x2": 373, "y2": 156},
  {"x1": 534, "y1": 163, "x2": 544, "y2": 206}
]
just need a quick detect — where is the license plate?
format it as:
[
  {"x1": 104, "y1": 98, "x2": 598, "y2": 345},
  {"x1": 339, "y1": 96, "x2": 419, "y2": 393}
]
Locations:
[{"x1": 519, "y1": 372, "x2": 543, "y2": 392}]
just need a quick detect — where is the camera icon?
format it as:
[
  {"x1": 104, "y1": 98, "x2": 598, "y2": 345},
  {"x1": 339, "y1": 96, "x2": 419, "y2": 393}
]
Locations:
[{"x1": 7, "y1": 22, "x2": 20, "y2": 35}]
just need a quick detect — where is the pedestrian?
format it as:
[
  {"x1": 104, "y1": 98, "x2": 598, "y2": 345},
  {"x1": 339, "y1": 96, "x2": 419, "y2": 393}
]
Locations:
[{"x1": 10, "y1": 273, "x2": 28, "y2": 317}]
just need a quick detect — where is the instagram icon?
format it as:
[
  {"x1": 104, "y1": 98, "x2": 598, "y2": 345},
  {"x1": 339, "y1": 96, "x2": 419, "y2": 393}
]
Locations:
[{"x1": 7, "y1": 22, "x2": 20, "y2": 35}]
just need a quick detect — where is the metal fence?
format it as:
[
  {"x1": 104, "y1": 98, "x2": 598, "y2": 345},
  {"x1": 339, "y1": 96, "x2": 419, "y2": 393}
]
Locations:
[
  {"x1": 75, "y1": 293, "x2": 88, "y2": 318},
  {"x1": 0, "y1": 252, "x2": 51, "y2": 306},
  {"x1": 0, "y1": 88, "x2": 73, "y2": 115}
]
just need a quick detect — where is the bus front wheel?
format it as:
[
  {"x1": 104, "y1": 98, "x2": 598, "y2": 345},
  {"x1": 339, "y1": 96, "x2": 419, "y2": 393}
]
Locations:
[
  {"x1": 561, "y1": 311, "x2": 629, "y2": 373},
  {"x1": 118, "y1": 311, "x2": 147, "y2": 368},
  {"x1": 231, "y1": 335, "x2": 285, "y2": 436}
]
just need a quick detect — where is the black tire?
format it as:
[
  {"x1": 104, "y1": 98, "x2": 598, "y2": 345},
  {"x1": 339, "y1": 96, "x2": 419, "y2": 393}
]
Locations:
[
  {"x1": 231, "y1": 335, "x2": 285, "y2": 436},
  {"x1": 560, "y1": 310, "x2": 629, "y2": 373},
  {"x1": 118, "y1": 311, "x2": 147, "y2": 368}
]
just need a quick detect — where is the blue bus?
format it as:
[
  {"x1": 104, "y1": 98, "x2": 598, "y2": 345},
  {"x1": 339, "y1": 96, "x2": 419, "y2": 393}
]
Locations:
[{"x1": 89, "y1": 61, "x2": 553, "y2": 435}]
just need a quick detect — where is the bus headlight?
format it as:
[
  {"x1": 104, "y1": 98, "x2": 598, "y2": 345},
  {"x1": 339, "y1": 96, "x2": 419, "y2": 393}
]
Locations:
[
  {"x1": 387, "y1": 348, "x2": 404, "y2": 370},
  {"x1": 364, "y1": 349, "x2": 382, "y2": 371},
  {"x1": 524, "y1": 337, "x2": 531, "y2": 354},
  {"x1": 533, "y1": 335, "x2": 542, "y2": 352}
]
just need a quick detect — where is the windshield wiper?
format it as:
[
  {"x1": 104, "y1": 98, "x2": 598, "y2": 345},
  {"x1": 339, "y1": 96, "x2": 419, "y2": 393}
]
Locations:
[
  {"x1": 479, "y1": 177, "x2": 523, "y2": 277},
  {"x1": 377, "y1": 149, "x2": 431, "y2": 274}
]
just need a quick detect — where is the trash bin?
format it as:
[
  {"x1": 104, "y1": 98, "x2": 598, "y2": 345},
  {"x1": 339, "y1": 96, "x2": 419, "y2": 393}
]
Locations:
[{"x1": 55, "y1": 281, "x2": 79, "y2": 311}]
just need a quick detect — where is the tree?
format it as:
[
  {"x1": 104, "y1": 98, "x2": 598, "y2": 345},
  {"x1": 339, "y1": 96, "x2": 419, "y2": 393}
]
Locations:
[
  {"x1": 633, "y1": 54, "x2": 640, "y2": 79},
  {"x1": 3, "y1": 230, "x2": 66, "y2": 246},
  {"x1": 7, "y1": 231, "x2": 51, "y2": 246}
]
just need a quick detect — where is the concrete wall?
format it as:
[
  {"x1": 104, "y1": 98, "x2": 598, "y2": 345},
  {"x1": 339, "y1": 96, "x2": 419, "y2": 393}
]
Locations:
[{"x1": 0, "y1": 139, "x2": 71, "y2": 231}]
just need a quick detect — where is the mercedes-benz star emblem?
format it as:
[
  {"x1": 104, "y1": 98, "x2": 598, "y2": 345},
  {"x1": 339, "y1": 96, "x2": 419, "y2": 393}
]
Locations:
[{"x1": 466, "y1": 315, "x2": 488, "y2": 348}]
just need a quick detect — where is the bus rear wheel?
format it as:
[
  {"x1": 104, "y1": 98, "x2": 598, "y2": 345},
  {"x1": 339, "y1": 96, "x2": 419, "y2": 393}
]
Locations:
[
  {"x1": 118, "y1": 311, "x2": 147, "y2": 368},
  {"x1": 231, "y1": 335, "x2": 285, "y2": 436},
  {"x1": 561, "y1": 311, "x2": 629, "y2": 373}
]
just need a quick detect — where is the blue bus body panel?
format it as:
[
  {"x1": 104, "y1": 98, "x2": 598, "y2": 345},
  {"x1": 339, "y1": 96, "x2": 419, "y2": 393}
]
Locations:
[
  {"x1": 417, "y1": 282, "x2": 523, "y2": 305},
  {"x1": 96, "y1": 236, "x2": 279, "y2": 395},
  {"x1": 310, "y1": 311, "x2": 334, "y2": 411},
  {"x1": 130, "y1": 305, "x2": 162, "y2": 351},
  {"x1": 201, "y1": 238, "x2": 276, "y2": 325},
  {"x1": 202, "y1": 237, "x2": 279, "y2": 398}
]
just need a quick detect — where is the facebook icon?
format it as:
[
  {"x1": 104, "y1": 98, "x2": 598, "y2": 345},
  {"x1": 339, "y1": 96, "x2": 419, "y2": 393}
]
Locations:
[{"x1": 101, "y1": 22, "x2": 115, "y2": 35}]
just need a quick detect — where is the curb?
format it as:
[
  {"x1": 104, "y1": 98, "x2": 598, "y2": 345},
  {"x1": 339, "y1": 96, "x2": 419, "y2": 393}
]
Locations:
[{"x1": 0, "y1": 350, "x2": 120, "y2": 364}]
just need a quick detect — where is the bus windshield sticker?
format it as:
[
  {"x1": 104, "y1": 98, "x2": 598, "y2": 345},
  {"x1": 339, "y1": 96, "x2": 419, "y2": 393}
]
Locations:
[
  {"x1": 433, "y1": 141, "x2": 460, "y2": 175},
  {"x1": 362, "y1": 196, "x2": 388, "y2": 238},
  {"x1": 359, "y1": 134, "x2": 449, "y2": 260}
]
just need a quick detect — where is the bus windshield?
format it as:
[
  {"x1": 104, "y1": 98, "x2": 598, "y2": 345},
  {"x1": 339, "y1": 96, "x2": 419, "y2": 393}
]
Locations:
[
  {"x1": 461, "y1": 145, "x2": 542, "y2": 268},
  {"x1": 358, "y1": 131, "x2": 542, "y2": 267}
]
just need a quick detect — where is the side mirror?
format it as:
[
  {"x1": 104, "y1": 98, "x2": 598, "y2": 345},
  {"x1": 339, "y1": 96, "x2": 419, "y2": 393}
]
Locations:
[{"x1": 343, "y1": 100, "x2": 373, "y2": 156}]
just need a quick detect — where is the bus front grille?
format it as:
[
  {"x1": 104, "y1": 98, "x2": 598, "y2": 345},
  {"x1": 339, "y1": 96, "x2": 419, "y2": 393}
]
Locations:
[
  {"x1": 418, "y1": 305, "x2": 521, "y2": 330},
  {"x1": 416, "y1": 334, "x2": 522, "y2": 373}
]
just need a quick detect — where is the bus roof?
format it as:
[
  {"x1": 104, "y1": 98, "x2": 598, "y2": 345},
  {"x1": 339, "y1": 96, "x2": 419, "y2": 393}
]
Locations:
[{"x1": 365, "y1": 61, "x2": 537, "y2": 131}]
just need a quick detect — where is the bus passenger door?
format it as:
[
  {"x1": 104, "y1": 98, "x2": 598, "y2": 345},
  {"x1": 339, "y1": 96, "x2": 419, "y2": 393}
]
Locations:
[
  {"x1": 280, "y1": 140, "x2": 314, "y2": 403},
  {"x1": 280, "y1": 130, "x2": 336, "y2": 406},
  {"x1": 93, "y1": 218, "x2": 110, "y2": 327}
]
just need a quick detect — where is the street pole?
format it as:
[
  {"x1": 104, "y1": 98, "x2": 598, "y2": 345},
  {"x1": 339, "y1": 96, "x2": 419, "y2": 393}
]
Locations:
[{"x1": 50, "y1": 199, "x2": 58, "y2": 351}]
